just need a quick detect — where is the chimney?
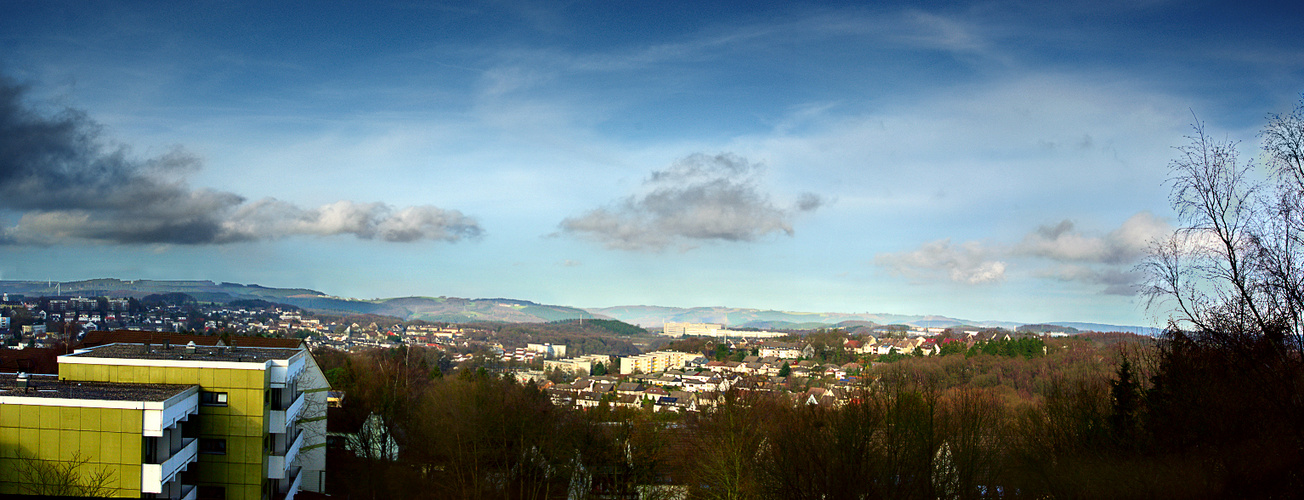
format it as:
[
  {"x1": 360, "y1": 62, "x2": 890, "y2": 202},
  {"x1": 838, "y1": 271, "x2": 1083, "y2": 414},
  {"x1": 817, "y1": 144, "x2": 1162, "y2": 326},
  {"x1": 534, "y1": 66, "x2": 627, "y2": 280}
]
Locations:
[{"x1": 186, "y1": 341, "x2": 197, "y2": 354}]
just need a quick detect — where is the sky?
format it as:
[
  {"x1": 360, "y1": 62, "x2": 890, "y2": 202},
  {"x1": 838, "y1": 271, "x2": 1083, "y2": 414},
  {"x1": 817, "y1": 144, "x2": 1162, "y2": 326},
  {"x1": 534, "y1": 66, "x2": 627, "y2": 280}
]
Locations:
[{"x1": 1, "y1": 0, "x2": 1302, "y2": 326}]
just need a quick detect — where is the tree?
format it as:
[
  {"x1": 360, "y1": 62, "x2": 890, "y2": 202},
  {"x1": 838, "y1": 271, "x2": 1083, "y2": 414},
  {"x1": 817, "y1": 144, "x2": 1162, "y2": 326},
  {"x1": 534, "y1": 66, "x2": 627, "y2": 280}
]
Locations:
[
  {"x1": 13, "y1": 451, "x2": 114, "y2": 497},
  {"x1": 1108, "y1": 359, "x2": 1140, "y2": 446},
  {"x1": 1139, "y1": 99, "x2": 1304, "y2": 495},
  {"x1": 591, "y1": 361, "x2": 608, "y2": 376},
  {"x1": 682, "y1": 391, "x2": 768, "y2": 500},
  {"x1": 778, "y1": 361, "x2": 791, "y2": 377}
]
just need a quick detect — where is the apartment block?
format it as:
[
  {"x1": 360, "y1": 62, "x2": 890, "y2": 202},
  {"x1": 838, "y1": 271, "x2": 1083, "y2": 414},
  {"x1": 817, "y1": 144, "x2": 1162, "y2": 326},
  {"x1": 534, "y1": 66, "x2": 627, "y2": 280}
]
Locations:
[
  {"x1": 661, "y1": 322, "x2": 785, "y2": 339},
  {"x1": 660, "y1": 322, "x2": 723, "y2": 338},
  {"x1": 543, "y1": 354, "x2": 611, "y2": 376},
  {"x1": 0, "y1": 341, "x2": 315, "y2": 499},
  {"x1": 619, "y1": 351, "x2": 696, "y2": 375},
  {"x1": 0, "y1": 374, "x2": 199, "y2": 497}
]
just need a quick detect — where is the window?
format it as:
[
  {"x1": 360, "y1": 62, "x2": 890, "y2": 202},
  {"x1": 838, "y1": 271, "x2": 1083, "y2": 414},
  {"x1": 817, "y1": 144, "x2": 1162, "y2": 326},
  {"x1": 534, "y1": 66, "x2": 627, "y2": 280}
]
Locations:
[
  {"x1": 201, "y1": 391, "x2": 228, "y2": 406},
  {"x1": 199, "y1": 438, "x2": 226, "y2": 455}
]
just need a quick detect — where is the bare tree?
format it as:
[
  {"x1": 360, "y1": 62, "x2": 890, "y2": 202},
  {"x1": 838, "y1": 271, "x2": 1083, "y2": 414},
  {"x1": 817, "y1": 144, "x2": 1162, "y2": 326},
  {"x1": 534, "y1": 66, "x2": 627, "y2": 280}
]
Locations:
[
  {"x1": 1141, "y1": 101, "x2": 1304, "y2": 353},
  {"x1": 1138, "y1": 97, "x2": 1304, "y2": 496},
  {"x1": 1143, "y1": 117, "x2": 1267, "y2": 334},
  {"x1": 14, "y1": 451, "x2": 115, "y2": 497}
]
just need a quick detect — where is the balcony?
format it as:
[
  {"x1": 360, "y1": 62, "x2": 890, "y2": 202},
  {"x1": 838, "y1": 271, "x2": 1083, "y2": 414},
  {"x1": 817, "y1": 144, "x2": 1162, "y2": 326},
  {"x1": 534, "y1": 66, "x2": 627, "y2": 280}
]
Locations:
[
  {"x1": 141, "y1": 437, "x2": 198, "y2": 494},
  {"x1": 272, "y1": 466, "x2": 303, "y2": 500},
  {"x1": 266, "y1": 429, "x2": 305, "y2": 479},
  {"x1": 269, "y1": 391, "x2": 306, "y2": 434}
]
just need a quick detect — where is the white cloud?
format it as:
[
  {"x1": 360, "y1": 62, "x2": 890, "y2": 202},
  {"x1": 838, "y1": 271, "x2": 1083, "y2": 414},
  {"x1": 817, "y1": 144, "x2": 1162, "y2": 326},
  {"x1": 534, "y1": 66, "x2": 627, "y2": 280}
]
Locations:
[
  {"x1": 874, "y1": 239, "x2": 1006, "y2": 284},
  {"x1": 558, "y1": 153, "x2": 822, "y2": 251},
  {"x1": 1017, "y1": 212, "x2": 1171, "y2": 264},
  {"x1": 875, "y1": 212, "x2": 1173, "y2": 293}
]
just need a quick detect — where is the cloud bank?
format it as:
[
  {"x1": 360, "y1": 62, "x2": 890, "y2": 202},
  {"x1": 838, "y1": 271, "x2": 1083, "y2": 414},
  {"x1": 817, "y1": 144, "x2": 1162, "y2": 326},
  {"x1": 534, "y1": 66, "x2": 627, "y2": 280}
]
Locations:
[
  {"x1": 0, "y1": 78, "x2": 481, "y2": 245},
  {"x1": 557, "y1": 153, "x2": 821, "y2": 251},
  {"x1": 875, "y1": 212, "x2": 1172, "y2": 294}
]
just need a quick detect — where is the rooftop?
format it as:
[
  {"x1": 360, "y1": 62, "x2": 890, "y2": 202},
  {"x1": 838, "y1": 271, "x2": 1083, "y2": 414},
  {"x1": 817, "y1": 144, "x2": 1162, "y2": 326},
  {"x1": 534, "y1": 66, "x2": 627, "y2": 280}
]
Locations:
[
  {"x1": 66, "y1": 343, "x2": 301, "y2": 363},
  {"x1": 79, "y1": 330, "x2": 304, "y2": 349},
  {"x1": 0, "y1": 373, "x2": 193, "y2": 402}
]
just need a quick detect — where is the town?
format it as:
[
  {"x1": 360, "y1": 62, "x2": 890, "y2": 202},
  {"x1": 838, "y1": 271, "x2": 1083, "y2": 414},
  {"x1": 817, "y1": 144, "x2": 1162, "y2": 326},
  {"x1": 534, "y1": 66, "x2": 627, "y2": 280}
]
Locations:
[{"x1": 2, "y1": 292, "x2": 1065, "y2": 416}]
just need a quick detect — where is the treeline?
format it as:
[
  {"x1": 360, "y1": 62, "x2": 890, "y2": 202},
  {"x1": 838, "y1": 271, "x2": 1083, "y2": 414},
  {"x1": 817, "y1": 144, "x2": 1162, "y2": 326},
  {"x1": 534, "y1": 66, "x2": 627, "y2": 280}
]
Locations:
[
  {"x1": 548, "y1": 318, "x2": 648, "y2": 336},
  {"x1": 464, "y1": 321, "x2": 643, "y2": 356},
  {"x1": 320, "y1": 330, "x2": 1300, "y2": 499}
]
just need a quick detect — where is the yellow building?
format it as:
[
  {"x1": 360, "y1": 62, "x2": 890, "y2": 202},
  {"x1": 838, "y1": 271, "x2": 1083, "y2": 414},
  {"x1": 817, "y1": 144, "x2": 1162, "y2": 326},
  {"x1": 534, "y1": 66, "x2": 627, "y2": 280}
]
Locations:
[
  {"x1": 619, "y1": 351, "x2": 696, "y2": 375},
  {"x1": 0, "y1": 342, "x2": 310, "y2": 499},
  {"x1": 0, "y1": 374, "x2": 199, "y2": 497}
]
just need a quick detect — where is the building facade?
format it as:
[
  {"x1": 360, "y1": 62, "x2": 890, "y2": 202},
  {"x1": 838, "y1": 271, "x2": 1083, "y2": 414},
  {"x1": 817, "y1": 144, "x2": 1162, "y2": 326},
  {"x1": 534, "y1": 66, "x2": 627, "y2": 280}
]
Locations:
[
  {"x1": 0, "y1": 342, "x2": 313, "y2": 499},
  {"x1": 619, "y1": 351, "x2": 695, "y2": 375},
  {"x1": 661, "y1": 322, "x2": 786, "y2": 339}
]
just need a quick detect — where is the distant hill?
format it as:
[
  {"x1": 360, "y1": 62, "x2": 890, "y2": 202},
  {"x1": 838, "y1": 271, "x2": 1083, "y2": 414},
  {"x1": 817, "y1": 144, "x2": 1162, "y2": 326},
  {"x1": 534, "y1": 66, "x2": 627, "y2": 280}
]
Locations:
[
  {"x1": 0, "y1": 279, "x2": 596, "y2": 324},
  {"x1": 1047, "y1": 322, "x2": 1162, "y2": 336},
  {"x1": 0, "y1": 279, "x2": 1162, "y2": 333},
  {"x1": 0, "y1": 279, "x2": 322, "y2": 302},
  {"x1": 583, "y1": 306, "x2": 1019, "y2": 330},
  {"x1": 584, "y1": 305, "x2": 1159, "y2": 335},
  {"x1": 735, "y1": 320, "x2": 832, "y2": 330},
  {"x1": 277, "y1": 295, "x2": 596, "y2": 323}
]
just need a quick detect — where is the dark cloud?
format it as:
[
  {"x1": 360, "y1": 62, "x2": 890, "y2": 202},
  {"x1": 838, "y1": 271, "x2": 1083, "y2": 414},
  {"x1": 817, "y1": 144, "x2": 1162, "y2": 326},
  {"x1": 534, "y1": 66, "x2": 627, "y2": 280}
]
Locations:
[
  {"x1": 0, "y1": 77, "x2": 481, "y2": 245},
  {"x1": 1038, "y1": 265, "x2": 1139, "y2": 296},
  {"x1": 557, "y1": 153, "x2": 822, "y2": 251}
]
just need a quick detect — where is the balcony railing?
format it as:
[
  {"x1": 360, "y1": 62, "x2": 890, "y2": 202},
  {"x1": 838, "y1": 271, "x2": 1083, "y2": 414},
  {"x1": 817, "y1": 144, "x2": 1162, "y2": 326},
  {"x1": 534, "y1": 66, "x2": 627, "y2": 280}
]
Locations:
[
  {"x1": 141, "y1": 437, "x2": 198, "y2": 494},
  {"x1": 266, "y1": 430, "x2": 305, "y2": 479},
  {"x1": 269, "y1": 391, "x2": 306, "y2": 434},
  {"x1": 272, "y1": 466, "x2": 303, "y2": 500},
  {"x1": 180, "y1": 484, "x2": 197, "y2": 500}
]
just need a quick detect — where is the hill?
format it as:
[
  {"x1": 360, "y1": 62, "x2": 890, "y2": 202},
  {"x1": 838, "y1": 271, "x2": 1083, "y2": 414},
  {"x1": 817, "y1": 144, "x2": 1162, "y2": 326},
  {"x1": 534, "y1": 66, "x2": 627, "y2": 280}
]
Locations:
[
  {"x1": 0, "y1": 279, "x2": 1162, "y2": 333},
  {"x1": 584, "y1": 305, "x2": 1160, "y2": 335},
  {"x1": 0, "y1": 280, "x2": 596, "y2": 324}
]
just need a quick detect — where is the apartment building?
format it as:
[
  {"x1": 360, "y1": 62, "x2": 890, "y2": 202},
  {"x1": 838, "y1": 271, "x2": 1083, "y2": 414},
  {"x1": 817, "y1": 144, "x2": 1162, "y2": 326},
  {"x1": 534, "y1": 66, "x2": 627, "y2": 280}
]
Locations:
[
  {"x1": 77, "y1": 331, "x2": 329, "y2": 494},
  {"x1": 661, "y1": 322, "x2": 786, "y2": 339},
  {"x1": 0, "y1": 373, "x2": 199, "y2": 497},
  {"x1": 619, "y1": 351, "x2": 696, "y2": 375},
  {"x1": 660, "y1": 322, "x2": 723, "y2": 338},
  {"x1": 543, "y1": 354, "x2": 612, "y2": 377},
  {"x1": 0, "y1": 341, "x2": 315, "y2": 499}
]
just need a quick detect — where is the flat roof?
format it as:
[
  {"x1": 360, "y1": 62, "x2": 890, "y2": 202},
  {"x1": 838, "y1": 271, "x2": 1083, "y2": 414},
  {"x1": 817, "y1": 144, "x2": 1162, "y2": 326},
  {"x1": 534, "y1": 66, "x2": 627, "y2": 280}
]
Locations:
[
  {"x1": 80, "y1": 330, "x2": 304, "y2": 349},
  {"x1": 0, "y1": 373, "x2": 194, "y2": 402},
  {"x1": 65, "y1": 343, "x2": 301, "y2": 363}
]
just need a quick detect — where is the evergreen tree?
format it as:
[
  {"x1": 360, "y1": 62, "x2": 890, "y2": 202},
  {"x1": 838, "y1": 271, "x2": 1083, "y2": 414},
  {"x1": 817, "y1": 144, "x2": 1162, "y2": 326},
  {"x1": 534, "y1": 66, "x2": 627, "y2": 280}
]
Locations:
[{"x1": 1109, "y1": 359, "x2": 1140, "y2": 446}]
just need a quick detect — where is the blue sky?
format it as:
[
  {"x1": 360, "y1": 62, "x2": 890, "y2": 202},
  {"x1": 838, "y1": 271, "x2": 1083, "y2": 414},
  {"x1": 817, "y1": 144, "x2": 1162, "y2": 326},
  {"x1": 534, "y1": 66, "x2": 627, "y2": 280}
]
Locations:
[{"x1": 1, "y1": 0, "x2": 1302, "y2": 326}]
